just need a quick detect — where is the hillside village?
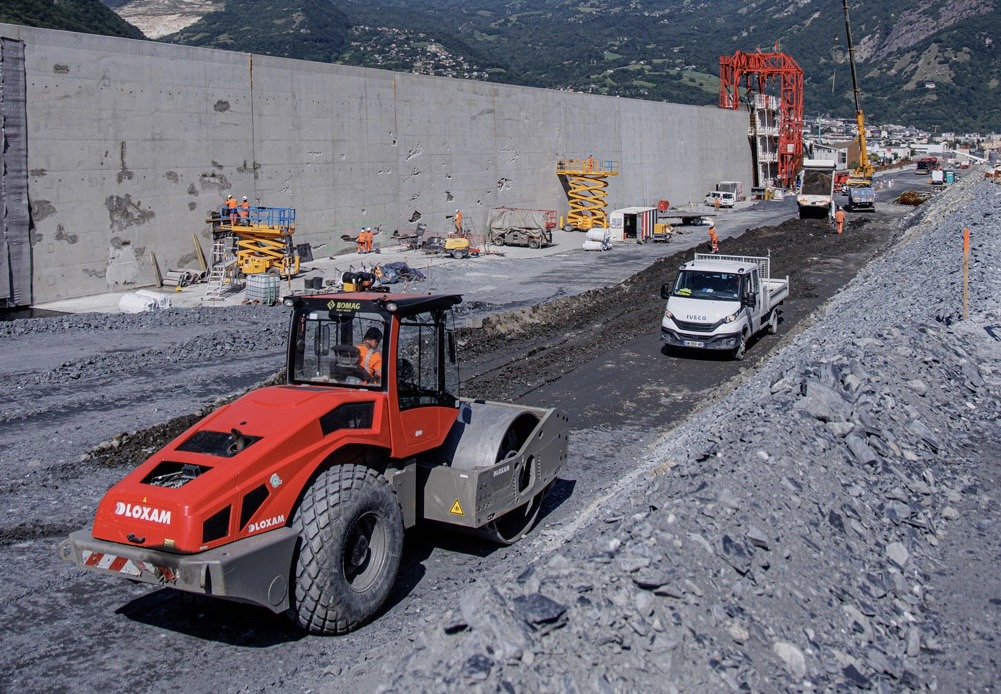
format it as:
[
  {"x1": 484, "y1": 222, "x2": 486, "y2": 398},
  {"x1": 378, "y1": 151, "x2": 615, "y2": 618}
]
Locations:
[{"x1": 807, "y1": 117, "x2": 1000, "y2": 171}]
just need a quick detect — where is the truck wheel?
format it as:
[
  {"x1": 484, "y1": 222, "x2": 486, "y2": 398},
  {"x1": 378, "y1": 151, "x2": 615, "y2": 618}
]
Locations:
[
  {"x1": 733, "y1": 334, "x2": 747, "y2": 361},
  {"x1": 451, "y1": 249, "x2": 464, "y2": 259},
  {"x1": 289, "y1": 464, "x2": 403, "y2": 635},
  {"x1": 766, "y1": 311, "x2": 779, "y2": 335},
  {"x1": 528, "y1": 238, "x2": 541, "y2": 249}
]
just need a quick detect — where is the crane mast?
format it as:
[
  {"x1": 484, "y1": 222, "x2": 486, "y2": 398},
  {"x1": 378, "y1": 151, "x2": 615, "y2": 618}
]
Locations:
[{"x1": 843, "y1": 0, "x2": 873, "y2": 184}]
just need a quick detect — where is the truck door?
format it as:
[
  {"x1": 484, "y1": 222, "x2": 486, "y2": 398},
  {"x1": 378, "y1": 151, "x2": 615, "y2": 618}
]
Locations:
[{"x1": 747, "y1": 269, "x2": 762, "y2": 328}]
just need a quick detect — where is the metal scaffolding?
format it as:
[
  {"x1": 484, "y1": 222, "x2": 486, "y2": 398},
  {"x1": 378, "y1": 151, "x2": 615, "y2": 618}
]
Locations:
[
  {"x1": 719, "y1": 51, "x2": 804, "y2": 189},
  {"x1": 556, "y1": 158, "x2": 620, "y2": 231}
]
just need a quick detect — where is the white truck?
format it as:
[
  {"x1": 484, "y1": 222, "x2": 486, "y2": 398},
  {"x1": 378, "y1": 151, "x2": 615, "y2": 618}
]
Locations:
[
  {"x1": 660, "y1": 254, "x2": 789, "y2": 360},
  {"x1": 796, "y1": 159, "x2": 837, "y2": 220}
]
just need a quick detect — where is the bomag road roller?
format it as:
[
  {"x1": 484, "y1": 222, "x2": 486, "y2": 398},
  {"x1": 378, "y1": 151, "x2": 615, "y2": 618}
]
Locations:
[{"x1": 59, "y1": 293, "x2": 569, "y2": 634}]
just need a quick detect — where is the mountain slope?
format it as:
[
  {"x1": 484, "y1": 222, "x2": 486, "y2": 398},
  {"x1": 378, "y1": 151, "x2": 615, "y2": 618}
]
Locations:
[
  {"x1": 160, "y1": 0, "x2": 349, "y2": 62},
  {"x1": 12, "y1": 0, "x2": 999, "y2": 132},
  {"x1": 1, "y1": 0, "x2": 145, "y2": 39},
  {"x1": 333, "y1": 0, "x2": 1001, "y2": 132}
]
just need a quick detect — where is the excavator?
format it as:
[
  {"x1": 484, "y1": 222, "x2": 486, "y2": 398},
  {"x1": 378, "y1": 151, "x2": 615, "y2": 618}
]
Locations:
[{"x1": 842, "y1": 0, "x2": 874, "y2": 191}]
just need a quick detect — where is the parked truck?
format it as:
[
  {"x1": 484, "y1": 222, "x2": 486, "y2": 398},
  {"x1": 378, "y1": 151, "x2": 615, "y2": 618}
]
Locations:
[
  {"x1": 796, "y1": 159, "x2": 837, "y2": 220},
  {"x1": 660, "y1": 254, "x2": 789, "y2": 360},
  {"x1": 59, "y1": 292, "x2": 569, "y2": 635},
  {"x1": 845, "y1": 185, "x2": 876, "y2": 212},
  {"x1": 487, "y1": 207, "x2": 555, "y2": 248},
  {"x1": 716, "y1": 180, "x2": 745, "y2": 201}
]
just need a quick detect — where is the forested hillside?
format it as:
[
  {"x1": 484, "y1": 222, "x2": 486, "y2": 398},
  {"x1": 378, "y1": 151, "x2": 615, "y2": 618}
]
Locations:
[
  {"x1": 5, "y1": 0, "x2": 999, "y2": 132},
  {"x1": 333, "y1": 0, "x2": 1001, "y2": 132},
  {"x1": 1, "y1": 0, "x2": 144, "y2": 39}
]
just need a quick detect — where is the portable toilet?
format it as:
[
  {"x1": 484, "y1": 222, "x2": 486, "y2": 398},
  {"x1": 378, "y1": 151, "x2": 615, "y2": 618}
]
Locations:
[{"x1": 944, "y1": 170, "x2": 956, "y2": 184}]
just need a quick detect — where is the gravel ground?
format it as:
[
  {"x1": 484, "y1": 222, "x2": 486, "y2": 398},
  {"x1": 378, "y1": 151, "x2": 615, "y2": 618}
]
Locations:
[{"x1": 380, "y1": 176, "x2": 1001, "y2": 692}]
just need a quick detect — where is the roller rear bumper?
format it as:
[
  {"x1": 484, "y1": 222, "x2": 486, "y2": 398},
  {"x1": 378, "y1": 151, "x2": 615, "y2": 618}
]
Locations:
[{"x1": 58, "y1": 527, "x2": 298, "y2": 613}]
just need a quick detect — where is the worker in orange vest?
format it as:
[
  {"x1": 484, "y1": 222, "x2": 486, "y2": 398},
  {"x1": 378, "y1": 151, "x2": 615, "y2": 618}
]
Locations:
[
  {"x1": 356, "y1": 228, "x2": 367, "y2": 253},
  {"x1": 225, "y1": 195, "x2": 238, "y2": 226},
  {"x1": 454, "y1": 210, "x2": 463, "y2": 233},
  {"x1": 356, "y1": 327, "x2": 383, "y2": 383},
  {"x1": 239, "y1": 196, "x2": 250, "y2": 226},
  {"x1": 586, "y1": 154, "x2": 594, "y2": 172},
  {"x1": 364, "y1": 227, "x2": 374, "y2": 253},
  {"x1": 707, "y1": 221, "x2": 720, "y2": 254},
  {"x1": 834, "y1": 206, "x2": 846, "y2": 235}
]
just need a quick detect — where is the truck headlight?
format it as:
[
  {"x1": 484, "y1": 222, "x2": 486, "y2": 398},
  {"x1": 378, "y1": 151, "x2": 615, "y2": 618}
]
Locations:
[
  {"x1": 663, "y1": 309, "x2": 674, "y2": 320},
  {"x1": 724, "y1": 311, "x2": 740, "y2": 324}
]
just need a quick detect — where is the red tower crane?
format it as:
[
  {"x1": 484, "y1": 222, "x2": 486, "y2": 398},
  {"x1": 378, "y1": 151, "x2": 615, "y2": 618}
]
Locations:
[{"x1": 719, "y1": 51, "x2": 804, "y2": 188}]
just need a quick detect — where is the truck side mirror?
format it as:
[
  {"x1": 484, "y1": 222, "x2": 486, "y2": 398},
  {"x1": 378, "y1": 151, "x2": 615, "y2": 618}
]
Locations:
[
  {"x1": 660, "y1": 284, "x2": 672, "y2": 299},
  {"x1": 743, "y1": 293, "x2": 757, "y2": 308}
]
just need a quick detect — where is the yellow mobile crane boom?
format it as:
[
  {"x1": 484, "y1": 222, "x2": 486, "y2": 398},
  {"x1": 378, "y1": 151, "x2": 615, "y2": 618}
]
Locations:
[{"x1": 843, "y1": 0, "x2": 873, "y2": 186}]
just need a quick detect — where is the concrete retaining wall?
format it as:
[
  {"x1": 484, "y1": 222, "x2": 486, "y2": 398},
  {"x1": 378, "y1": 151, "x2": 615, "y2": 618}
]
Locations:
[{"x1": 0, "y1": 23, "x2": 754, "y2": 305}]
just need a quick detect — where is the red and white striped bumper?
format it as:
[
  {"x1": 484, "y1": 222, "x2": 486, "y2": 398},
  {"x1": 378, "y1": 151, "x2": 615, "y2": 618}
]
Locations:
[{"x1": 58, "y1": 528, "x2": 298, "y2": 613}]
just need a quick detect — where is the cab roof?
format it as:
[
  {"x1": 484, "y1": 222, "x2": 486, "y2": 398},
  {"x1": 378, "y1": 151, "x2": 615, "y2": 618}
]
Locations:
[{"x1": 295, "y1": 292, "x2": 462, "y2": 317}]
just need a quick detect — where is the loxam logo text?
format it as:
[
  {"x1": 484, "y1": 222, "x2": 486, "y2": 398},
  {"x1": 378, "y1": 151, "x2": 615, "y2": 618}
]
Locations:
[
  {"x1": 248, "y1": 514, "x2": 286, "y2": 533},
  {"x1": 114, "y1": 502, "x2": 172, "y2": 525}
]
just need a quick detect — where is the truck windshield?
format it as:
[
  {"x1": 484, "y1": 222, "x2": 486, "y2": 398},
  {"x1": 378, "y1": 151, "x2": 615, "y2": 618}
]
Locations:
[
  {"x1": 673, "y1": 270, "x2": 741, "y2": 300},
  {"x1": 291, "y1": 311, "x2": 389, "y2": 389}
]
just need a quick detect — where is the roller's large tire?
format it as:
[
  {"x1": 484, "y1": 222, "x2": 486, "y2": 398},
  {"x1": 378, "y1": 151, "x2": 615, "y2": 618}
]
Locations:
[
  {"x1": 290, "y1": 464, "x2": 403, "y2": 635},
  {"x1": 479, "y1": 485, "x2": 547, "y2": 545}
]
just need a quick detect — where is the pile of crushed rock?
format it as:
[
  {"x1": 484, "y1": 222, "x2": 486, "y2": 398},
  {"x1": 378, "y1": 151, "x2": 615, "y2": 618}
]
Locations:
[{"x1": 380, "y1": 177, "x2": 1001, "y2": 692}]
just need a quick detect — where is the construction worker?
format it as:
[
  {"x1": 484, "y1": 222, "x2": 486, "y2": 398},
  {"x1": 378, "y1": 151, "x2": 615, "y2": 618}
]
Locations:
[
  {"x1": 239, "y1": 196, "x2": 250, "y2": 226},
  {"x1": 225, "y1": 194, "x2": 238, "y2": 226},
  {"x1": 586, "y1": 154, "x2": 594, "y2": 172},
  {"x1": 707, "y1": 221, "x2": 720, "y2": 254},
  {"x1": 356, "y1": 228, "x2": 368, "y2": 254},
  {"x1": 714, "y1": 195, "x2": 721, "y2": 213},
  {"x1": 364, "y1": 227, "x2": 374, "y2": 253},
  {"x1": 454, "y1": 210, "x2": 463, "y2": 234},
  {"x1": 835, "y1": 206, "x2": 846, "y2": 235},
  {"x1": 357, "y1": 327, "x2": 383, "y2": 383}
]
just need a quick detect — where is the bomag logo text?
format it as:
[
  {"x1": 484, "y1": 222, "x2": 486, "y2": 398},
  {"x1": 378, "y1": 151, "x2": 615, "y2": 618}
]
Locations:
[
  {"x1": 328, "y1": 300, "x2": 362, "y2": 311},
  {"x1": 114, "y1": 502, "x2": 172, "y2": 525}
]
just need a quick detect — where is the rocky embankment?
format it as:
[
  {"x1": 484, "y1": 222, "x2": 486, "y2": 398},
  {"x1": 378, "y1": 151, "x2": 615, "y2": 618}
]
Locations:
[{"x1": 381, "y1": 177, "x2": 1001, "y2": 692}]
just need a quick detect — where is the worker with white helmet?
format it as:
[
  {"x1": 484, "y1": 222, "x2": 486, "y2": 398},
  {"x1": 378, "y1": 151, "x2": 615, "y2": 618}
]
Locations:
[
  {"x1": 707, "y1": 220, "x2": 719, "y2": 254},
  {"x1": 454, "y1": 209, "x2": 463, "y2": 233},
  {"x1": 225, "y1": 194, "x2": 238, "y2": 226},
  {"x1": 239, "y1": 195, "x2": 250, "y2": 225}
]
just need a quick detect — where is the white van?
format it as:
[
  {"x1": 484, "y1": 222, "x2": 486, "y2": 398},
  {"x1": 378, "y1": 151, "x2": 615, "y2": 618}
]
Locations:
[{"x1": 704, "y1": 190, "x2": 736, "y2": 208}]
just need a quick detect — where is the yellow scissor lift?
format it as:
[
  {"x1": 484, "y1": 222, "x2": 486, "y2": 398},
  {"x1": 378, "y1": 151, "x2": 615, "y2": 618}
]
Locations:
[
  {"x1": 217, "y1": 205, "x2": 300, "y2": 278},
  {"x1": 556, "y1": 157, "x2": 620, "y2": 230}
]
